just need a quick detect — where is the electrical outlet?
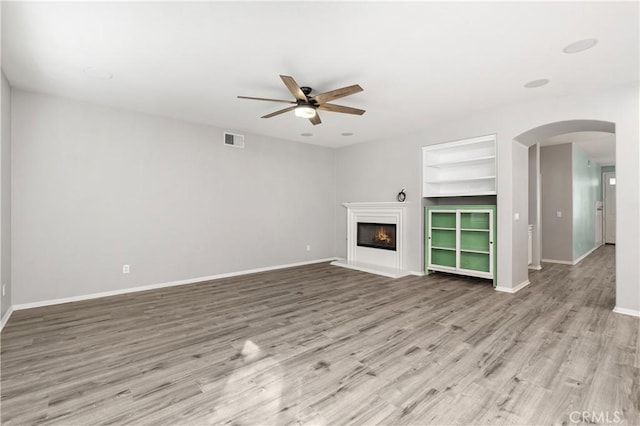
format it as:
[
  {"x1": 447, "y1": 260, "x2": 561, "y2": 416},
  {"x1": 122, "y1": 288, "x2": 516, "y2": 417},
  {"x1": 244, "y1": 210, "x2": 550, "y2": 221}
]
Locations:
[
  {"x1": 306, "y1": 245, "x2": 311, "y2": 252},
  {"x1": 122, "y1": 265, "x2": 130, "y2": 274}
]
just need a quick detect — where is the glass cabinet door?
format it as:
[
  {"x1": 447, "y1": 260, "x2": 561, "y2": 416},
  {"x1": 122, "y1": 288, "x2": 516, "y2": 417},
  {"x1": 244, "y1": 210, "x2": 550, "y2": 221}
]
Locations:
[
  {"x1": 458, "y1": 211, "x2": 492, "y2": 274},
  {"x1": 428, "y1": 211, "x2": 456, "y2": 269}
]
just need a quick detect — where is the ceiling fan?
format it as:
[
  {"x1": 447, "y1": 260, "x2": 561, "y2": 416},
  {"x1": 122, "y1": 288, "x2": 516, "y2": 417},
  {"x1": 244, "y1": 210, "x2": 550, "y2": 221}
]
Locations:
[{"x1": 238, "y1": 75, "x2": 365, "y2": 125}]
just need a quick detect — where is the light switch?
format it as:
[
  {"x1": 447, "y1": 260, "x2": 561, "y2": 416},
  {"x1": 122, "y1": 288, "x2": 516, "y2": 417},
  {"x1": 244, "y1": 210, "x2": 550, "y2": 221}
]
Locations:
[
  {"x1": 556, "y1": 211, "x2": 562, "y2": 218},
  {"x1": 514, "y1": 213, "x2": 520, "y2": 221}
]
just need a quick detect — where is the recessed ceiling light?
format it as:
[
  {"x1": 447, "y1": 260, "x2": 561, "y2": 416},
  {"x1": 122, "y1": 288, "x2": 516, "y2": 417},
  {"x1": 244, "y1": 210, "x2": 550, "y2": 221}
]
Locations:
[
  {"x1": 341, "y1": 132, "x2": 354, "y2": 136},
  {"x1": 300, "y1": 132, "x2": 313, "y2": 137},
  {"x1": 83, "y1": 66, "x2": 113, "y2": 80},
  {"x1": 563, "y1": 38, "x2": 598, "y2": 54},
  {"x1": 524, "y1": 79, "x2": 550, "y2": 89}
]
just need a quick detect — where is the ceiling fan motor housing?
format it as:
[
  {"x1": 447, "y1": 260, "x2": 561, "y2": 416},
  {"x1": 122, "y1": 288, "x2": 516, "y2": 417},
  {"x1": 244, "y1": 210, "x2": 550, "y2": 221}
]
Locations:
[{"x1": 299, "y1": 86, "x2": 318, "y2": 107}]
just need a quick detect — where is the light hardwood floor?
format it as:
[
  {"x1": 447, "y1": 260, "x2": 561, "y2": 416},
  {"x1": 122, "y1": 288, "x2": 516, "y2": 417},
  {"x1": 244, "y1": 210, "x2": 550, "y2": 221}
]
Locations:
[{"x1": 1, "y1": 245, "x2": 638, "y2": 425}]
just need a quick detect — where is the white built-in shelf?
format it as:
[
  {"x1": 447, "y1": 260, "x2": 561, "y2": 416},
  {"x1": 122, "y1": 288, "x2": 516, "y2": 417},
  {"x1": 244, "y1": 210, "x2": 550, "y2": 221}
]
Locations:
[
  {"x1": 423, "y1": 188, "x2": 498, "y2": 197},
  {"x1": 424, "y1": 155, "x2": 496, "y2": 168},
  {"x1": 460, "y1": 248, "x2": 490, "y2": 254},
  {"x1": 427, "y1": 175, "x2": 496, "y2": 184},
  {"x1": 422, "y1": 134, "x2": 497, "y2": 197}
]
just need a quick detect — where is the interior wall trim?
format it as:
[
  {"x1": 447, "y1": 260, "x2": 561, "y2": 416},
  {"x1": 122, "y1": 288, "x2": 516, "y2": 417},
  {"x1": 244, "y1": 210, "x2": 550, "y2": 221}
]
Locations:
[
  {"x1": 541, "y1": 258, "x2": 574, "y2": 265},
  {"x1": 612, "y1": 306, "x2": 640, "y2": 318},
  {"x1": 572, "y1": 246, "x2": 599, "y2": 265},
  {"x1": 495, "y1": 279, "x2": 531, "y2": 294},
  {"x1": 0, "y1": 306, "x2": 14, "y2": 332},
  {"x1": 542, "y1": 245, "x2": 600, "y2": 267},
  {"x1": 11, "y1": 258, "x2": 338, "y2": 312}
]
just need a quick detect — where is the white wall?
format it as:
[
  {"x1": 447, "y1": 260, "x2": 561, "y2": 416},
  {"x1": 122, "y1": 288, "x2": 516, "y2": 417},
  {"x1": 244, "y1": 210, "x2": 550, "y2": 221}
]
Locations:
[
  {"x1": 1, "y1": 71, "x2": 11, "y2": 320},
  {"x1": 12, "y1": 91, "x2": 337, "y2": 305},
  {"x1": 335, "y1": 82, "x2": 639, "y2": 313}
]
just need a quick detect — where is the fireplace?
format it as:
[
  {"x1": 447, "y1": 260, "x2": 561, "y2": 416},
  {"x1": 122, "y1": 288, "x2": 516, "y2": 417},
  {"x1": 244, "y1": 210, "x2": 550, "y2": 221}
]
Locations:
[
  {"x1": 357, "y1": 223, "x2": 397, "y2": 251},
  {"x1": 331, "y1": 202, "x2": 409, "y2": 278}
]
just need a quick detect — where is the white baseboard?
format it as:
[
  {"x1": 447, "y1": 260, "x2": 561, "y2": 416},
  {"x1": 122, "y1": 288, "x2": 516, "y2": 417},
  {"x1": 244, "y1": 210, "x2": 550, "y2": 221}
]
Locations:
[
  {"x1": 495, "y1": 279, "x2": 531, "y2": 294},
  {"x1": 1, "y1": 306, "x2": 14, "y2": 332},
  {"x1": 542, "y1": 258, "x2": 573, "y2": 265},
  {"x1": 12, "y1": 258, "x2": 338, "y2": 311},
  {"x1": 613, "y1": 306, "x2": 640, "y2": 318},
  {"x1": 572, "y1": 246, "x2": 598, "y2": 265},
  {"x1": 528, "y1": 265, "x2": 542, "y2": 270},
  {"x1": 409, "y1": 271, "x2": 426, "y2": 277},
  {"x1": 542, "y1": 246, "x2": 599, "y2": 266}
]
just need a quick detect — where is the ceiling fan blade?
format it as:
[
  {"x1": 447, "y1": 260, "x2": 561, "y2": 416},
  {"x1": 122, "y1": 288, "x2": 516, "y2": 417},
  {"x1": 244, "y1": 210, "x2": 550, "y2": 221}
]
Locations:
[
  {"x1": 261, "y1": 106, "x2": 297, "y2": 119},
  {"x1": 280, "y1": 75, "x2": 307, "y2": 102},
  {"x1": 318, "y1": 103, "x2": 366, "y2": 115},
  {"x1": 238, "y1": 96, "x2": 296, "y2": 104},
  {"x1": 312, "y1": 84, "x2": 363, "y2": 105},
  {"x1": 309, "y1": 113, "x2": 321, "y2": 125}
]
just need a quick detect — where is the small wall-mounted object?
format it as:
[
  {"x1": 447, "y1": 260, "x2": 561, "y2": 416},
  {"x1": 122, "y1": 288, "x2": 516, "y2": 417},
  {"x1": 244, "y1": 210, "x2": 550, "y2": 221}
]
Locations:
[{"x1": 223, "y1": 132, "x2": 245, "y2": 148}]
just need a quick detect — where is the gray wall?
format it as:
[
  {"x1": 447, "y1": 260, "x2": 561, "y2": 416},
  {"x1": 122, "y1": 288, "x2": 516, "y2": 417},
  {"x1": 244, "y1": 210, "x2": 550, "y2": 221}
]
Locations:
[
  {"x1": 5, "y1": 84, "x2": 640, "y2": 313},
  {"x1": 528, "y1": 144, "x2": 541, "y2": 268},
  {"x1": 1, "y1": 72, "x2": 11, "y2": 319},
  {"x1": 528, "y1": 145, "x2": 538, "y2": 224},
  {"x1": 512, "y1": 142, "x2": 529, "y2": 284},
  {"x1": 335, "y1": 137, "x2": 422, "y2": 271},
  {"x1": 540, "y1": 144, "x2": 573, "y2": 262},
  {"x1": 12, "y1": 90, "x2": 337, "y2": 305}
]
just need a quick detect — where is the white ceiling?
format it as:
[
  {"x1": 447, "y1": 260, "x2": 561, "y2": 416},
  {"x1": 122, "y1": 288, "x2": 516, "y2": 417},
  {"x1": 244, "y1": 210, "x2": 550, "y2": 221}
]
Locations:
[
  {"x1": 2, "y1": 2, "x2": 638, "y2": 148},
  {"x1": 542, "y1": 131, "x2": 616, "y2": 166}
]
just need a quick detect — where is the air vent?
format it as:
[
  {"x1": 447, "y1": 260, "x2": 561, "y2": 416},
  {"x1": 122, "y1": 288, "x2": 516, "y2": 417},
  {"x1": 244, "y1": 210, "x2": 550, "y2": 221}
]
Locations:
[{"x1": 223, "y1": 132, "x2": 245, "y2": 148}]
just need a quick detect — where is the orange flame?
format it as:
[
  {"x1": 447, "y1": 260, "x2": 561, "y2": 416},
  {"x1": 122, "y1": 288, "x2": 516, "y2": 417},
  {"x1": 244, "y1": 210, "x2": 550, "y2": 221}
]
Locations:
[{"x1": 374, "y1": 226, "x2": 392, "y2": 243}]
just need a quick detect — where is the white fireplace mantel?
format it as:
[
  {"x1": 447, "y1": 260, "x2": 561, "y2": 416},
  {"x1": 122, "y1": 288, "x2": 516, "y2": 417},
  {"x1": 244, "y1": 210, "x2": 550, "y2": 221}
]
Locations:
[
  {"x1": 341, "y1": 202, "x2": 410, "y2": 208},
  {"x1": 332, "y1": 202, "x2": 411, "y2": 278}
]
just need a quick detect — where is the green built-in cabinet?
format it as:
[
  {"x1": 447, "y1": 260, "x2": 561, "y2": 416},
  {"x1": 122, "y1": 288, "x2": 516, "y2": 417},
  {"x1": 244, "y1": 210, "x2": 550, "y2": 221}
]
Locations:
[{"x1": 425, "y1": 205, "x2": 496, "y2": 286}]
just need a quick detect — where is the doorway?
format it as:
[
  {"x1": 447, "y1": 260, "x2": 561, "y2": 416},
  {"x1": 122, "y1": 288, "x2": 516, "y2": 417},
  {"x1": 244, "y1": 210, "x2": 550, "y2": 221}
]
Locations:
[
  {"x1": 514, "y1": 119, "x2": 617, "y2": 292},
  {"x1": 603, "y1": 171, "x2": 616, "y2": 244}
]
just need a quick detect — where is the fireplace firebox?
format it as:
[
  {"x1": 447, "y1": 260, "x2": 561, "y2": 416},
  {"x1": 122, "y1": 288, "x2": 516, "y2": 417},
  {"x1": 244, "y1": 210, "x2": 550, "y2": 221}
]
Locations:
[{"x1": 357, "y1": 222, "x2": 397, "y2": 251}]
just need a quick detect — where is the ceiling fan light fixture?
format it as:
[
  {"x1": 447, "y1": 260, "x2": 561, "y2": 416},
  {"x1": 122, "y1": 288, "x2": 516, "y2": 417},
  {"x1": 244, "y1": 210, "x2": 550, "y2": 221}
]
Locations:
[{"x1": 295, "y1": 105, "x2": 316, "y2": 118}]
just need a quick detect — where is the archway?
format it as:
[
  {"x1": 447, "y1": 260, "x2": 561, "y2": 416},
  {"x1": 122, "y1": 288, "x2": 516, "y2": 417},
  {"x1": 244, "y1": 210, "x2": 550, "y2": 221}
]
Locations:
[{"x1": 513, "y1": 119, "x2": 616, "y2": 299}]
